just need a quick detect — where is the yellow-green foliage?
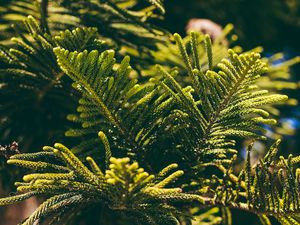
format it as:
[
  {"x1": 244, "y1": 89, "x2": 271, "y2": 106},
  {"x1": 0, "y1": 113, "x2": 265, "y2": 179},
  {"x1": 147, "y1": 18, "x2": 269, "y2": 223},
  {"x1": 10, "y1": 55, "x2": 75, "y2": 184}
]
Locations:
[
  {"x1": 193, "y1": 139, "x2": 300, "y2": 224},
  {"x1": 1, "y1": 139, "x2": 203, "y2": 225},
  {"x1": 1, "y1": 1, "x2": 300, "y2": 225}
]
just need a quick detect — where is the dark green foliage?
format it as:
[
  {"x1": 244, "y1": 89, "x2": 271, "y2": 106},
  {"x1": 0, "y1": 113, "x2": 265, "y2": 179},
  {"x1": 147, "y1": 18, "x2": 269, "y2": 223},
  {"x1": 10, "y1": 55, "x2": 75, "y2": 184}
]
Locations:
[
  {"x1": 58, "y1": 0, "x2": 167, "y2": 68},
  {"x1": 0, "y1": 0, "x2": 169, "y2": 154},
  {"x1": 0, "y1": 1, "x2": 300, "y2": 225},
  {"x1": 0, "y1": 17, "x2": 103, "y2": 152},
  {"x1": 0, "y1": 16, "x2": 107, "y2": 188},
  {"x1": 0, "y1": 0, "x2": 79, "y2": 43},
  {"x1": 0, "y1": 16, "x2": 72, "y2": 151}
]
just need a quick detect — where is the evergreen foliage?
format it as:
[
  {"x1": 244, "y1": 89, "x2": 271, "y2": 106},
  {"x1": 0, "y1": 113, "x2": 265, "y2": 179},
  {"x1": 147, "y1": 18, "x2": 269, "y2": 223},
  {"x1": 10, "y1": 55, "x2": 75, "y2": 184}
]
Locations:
[
  {"x1": 0, "y1": 16, "x2": 101, "y2": 152},
  {"x1": 1, "y1": 140, "x2": 203, "y2": 225},
  {"x1": 0, "y1": 0, "x2": 300, "y2": 225},
  {"x1": 0, "y1": 0, "x2": 79, "y2": 43},
  {"x1": 197, "y1": 140, "x2": 300, "y2": 225}
]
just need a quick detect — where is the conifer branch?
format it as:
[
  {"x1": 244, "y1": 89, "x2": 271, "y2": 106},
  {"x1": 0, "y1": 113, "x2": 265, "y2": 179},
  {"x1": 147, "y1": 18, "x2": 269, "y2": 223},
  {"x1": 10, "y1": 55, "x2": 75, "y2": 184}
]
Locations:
[
  {"x1": 0, "y1": 140, "x2": 203, "y2": 225},
  {"x1": 195, "y1": 141, "x2": 300, "y2": 225},
  {"x1": 158, "y1": 33, "x2": 288, "y2": 165},
  {"x1": 0, "y1": 2, "x2": 300, "y2": 225}
]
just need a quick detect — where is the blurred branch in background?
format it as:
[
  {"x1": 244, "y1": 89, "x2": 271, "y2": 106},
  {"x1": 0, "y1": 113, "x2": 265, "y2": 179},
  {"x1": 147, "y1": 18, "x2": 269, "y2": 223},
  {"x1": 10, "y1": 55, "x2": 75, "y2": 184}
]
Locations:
[{"x1": 159, "y1": 0, "x2": 300, "y2": 51}]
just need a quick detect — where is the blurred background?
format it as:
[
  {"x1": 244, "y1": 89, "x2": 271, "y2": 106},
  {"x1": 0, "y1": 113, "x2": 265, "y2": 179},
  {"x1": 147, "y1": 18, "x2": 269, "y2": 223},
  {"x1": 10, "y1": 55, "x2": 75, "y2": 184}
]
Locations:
[{"x1": 159, "y1": 0, "x2": 300, "y2": 51}]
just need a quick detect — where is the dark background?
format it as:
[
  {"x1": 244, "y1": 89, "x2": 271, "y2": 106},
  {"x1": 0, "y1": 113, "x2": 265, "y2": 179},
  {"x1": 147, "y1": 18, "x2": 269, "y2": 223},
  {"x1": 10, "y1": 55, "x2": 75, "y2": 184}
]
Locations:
[{"x1": 158, "y1": 0, "x2": 300, "y2": 52}]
